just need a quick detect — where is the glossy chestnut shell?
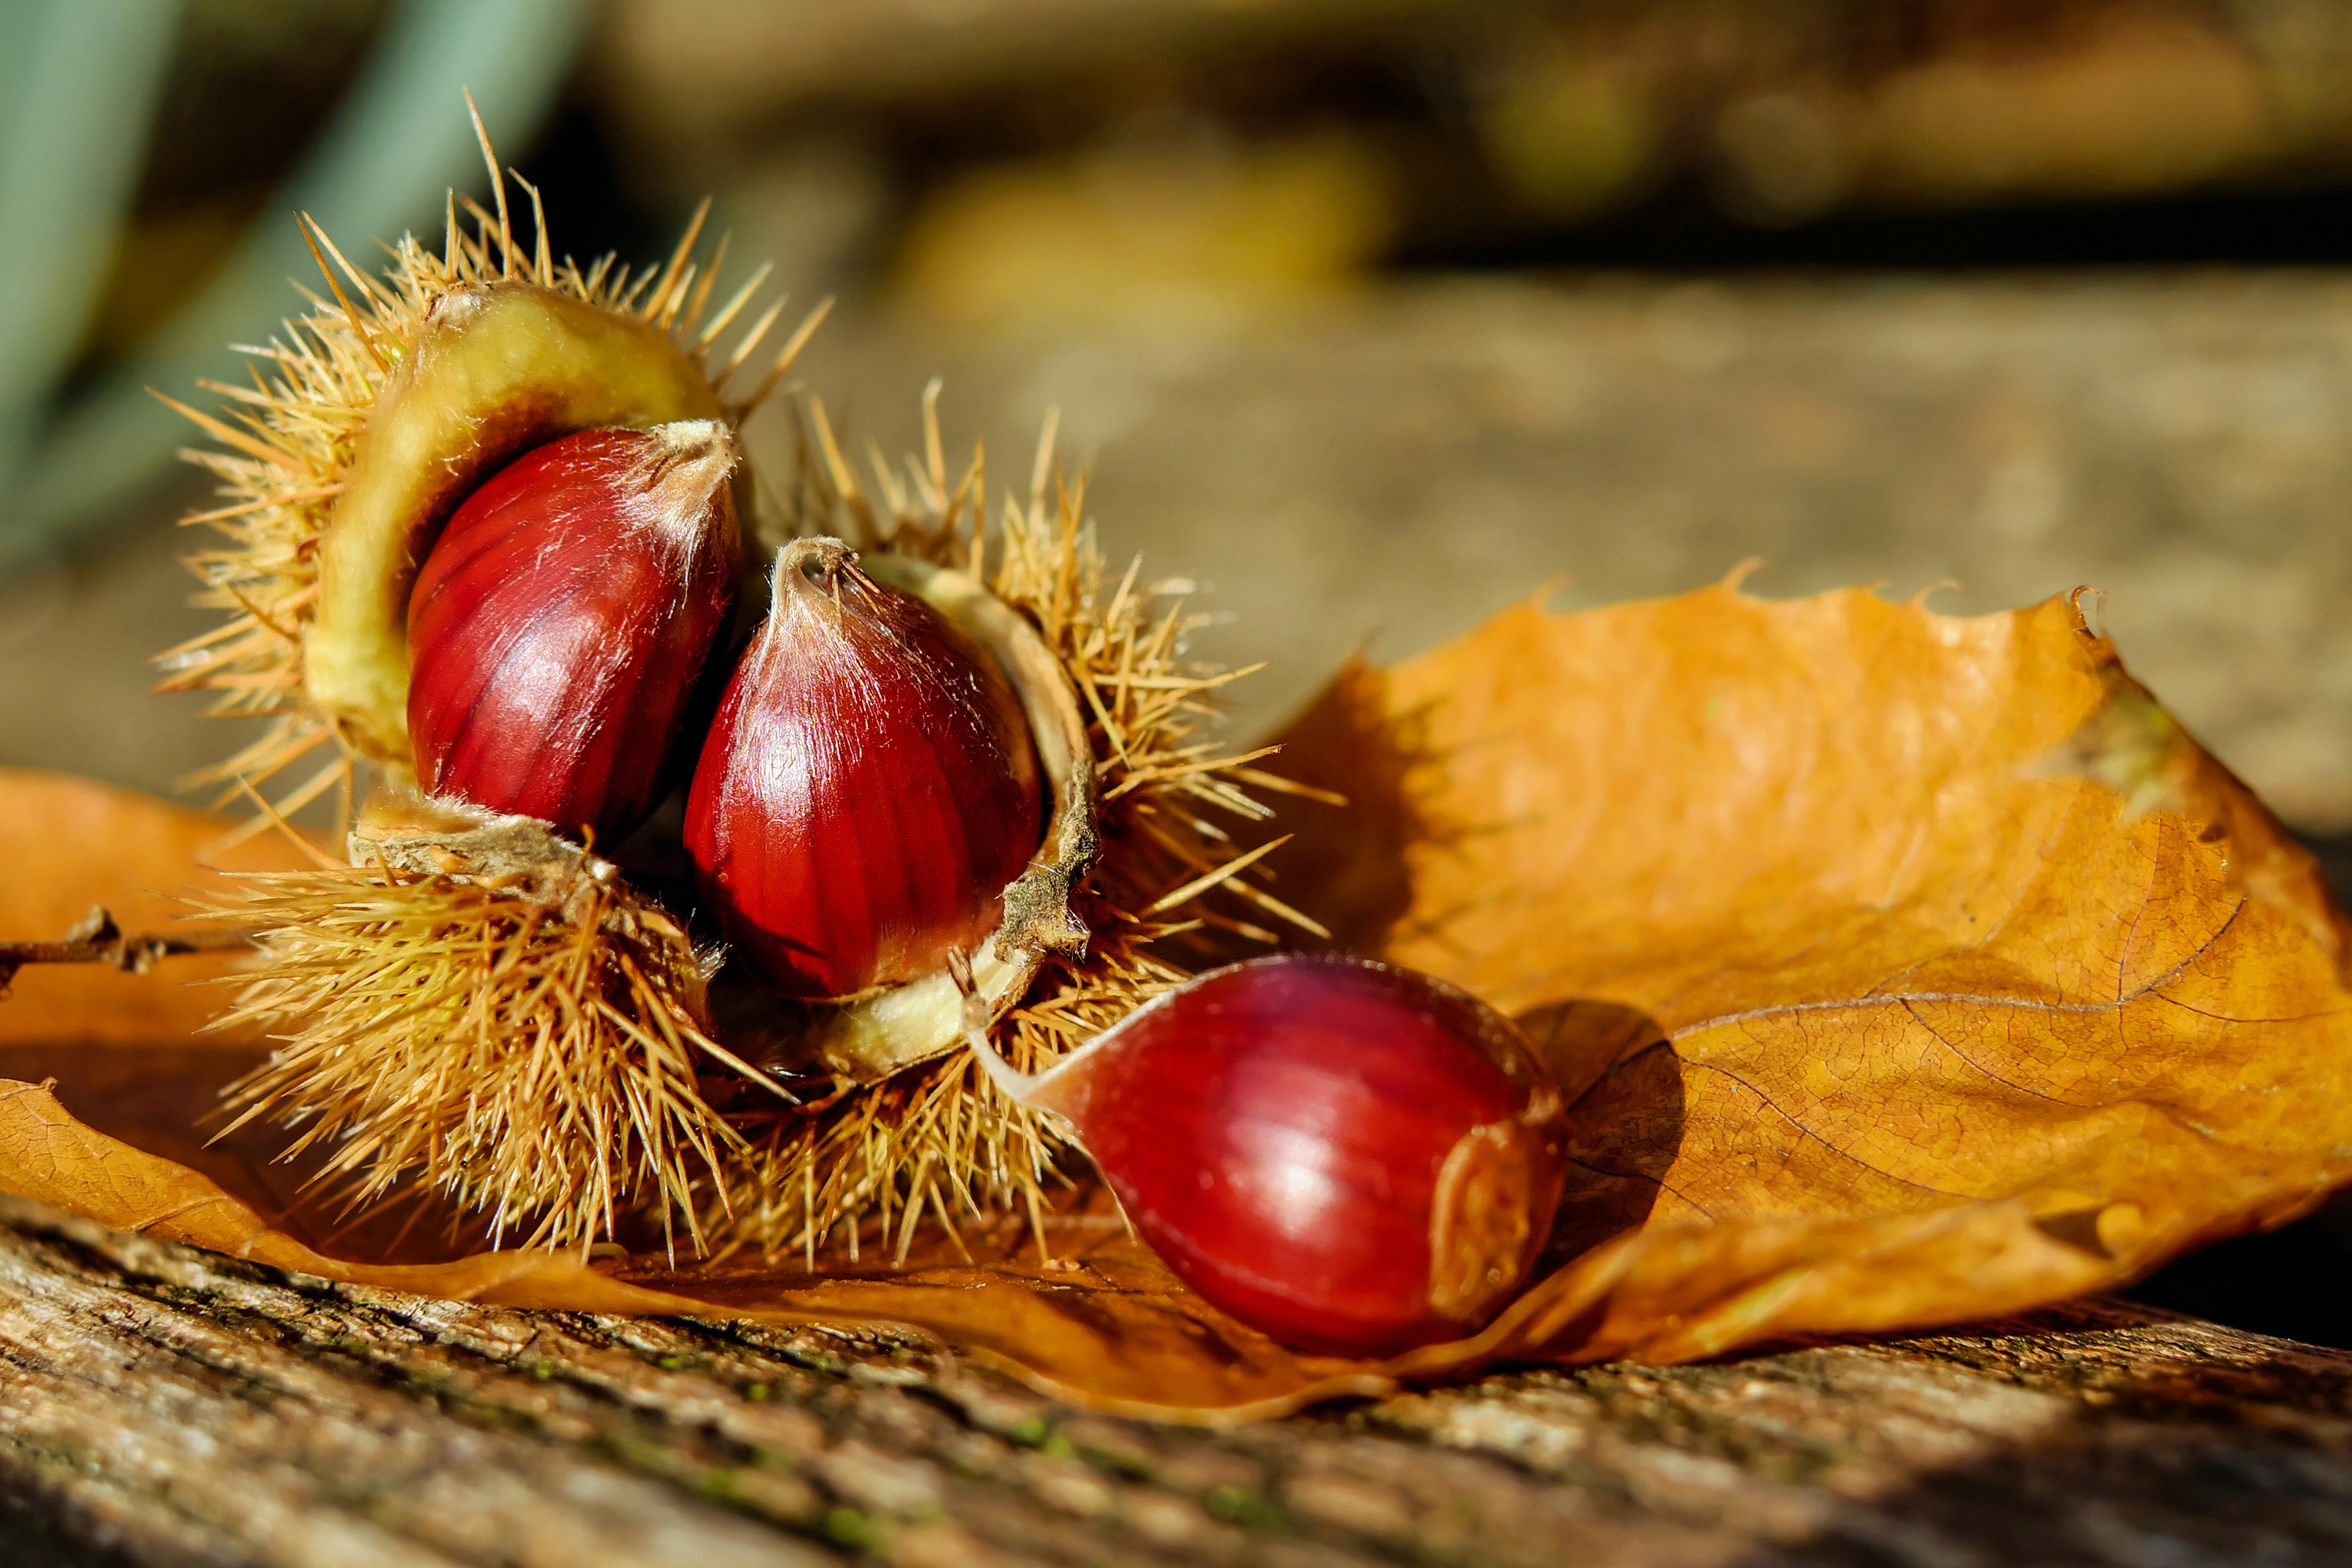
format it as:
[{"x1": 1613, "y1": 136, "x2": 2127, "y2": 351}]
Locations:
[
  {"x1": 685, "y1": 538, "x2": 1045, "y2": 1000},
  {"x1": 981, "y1": 954, "x2": 1568, "y2": 1357},
  {"x1": 405, "y1": 422, "x2": 739, "y2": 843}
]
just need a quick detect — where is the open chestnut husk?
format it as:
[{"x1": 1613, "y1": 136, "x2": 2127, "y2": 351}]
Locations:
[
  {"x1": 703, "y1": 415, "x2": 1331, "y2": 1261},
  {"x1": 162, "y1": 110, "x2": 1324, "y2": 1261},
  {"x1": 157, "y1": 129, "x2": 827, "y2": 1247},
  {"x1": 963, "y1": 953, "x2": 1568, "y2": 1356}
]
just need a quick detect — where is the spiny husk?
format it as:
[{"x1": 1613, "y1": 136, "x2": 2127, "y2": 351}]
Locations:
[
  {"x1": 157, "y1": 119, "x2": 1326, "y2": 1262},
  {"x1": 202, "y1": 848, "x2": 740, "y2": 1255},
  {"x1": 717, "y1": 394, "x2": 1337, "y2": 1265},
  {"x1": 157, "y1": 127, "x2": 821, "y2": 1250},
  {"x1": 155, "y1": 151, "x2": 821, "y2": 838}
]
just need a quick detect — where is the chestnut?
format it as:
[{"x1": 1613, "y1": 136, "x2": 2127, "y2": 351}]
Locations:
[
  {"x1": 686, "y1": 538, "x2": 1046, "y2": 1000},
  {"x1": 965, "y1": 953, "x2": 1569, "y2": 1357},
  {"x1": 404, "y1": 421, "x2": 740, "y2": 845}
]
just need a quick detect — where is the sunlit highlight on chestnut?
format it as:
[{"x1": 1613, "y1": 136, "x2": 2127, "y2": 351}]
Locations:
[
  {"x1": 965, "y1": 954, "x2": 1569, "y2": 1357},
  {"x1": 405, "y1": 421, "x2": 740, "y2": 843},
  {"x1": 685, "y1": 538, "x2": 1045, "y2": 1000}
]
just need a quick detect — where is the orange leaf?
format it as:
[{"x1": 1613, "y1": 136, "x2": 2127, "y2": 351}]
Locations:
[
  {"x1": 0, "y1": 770, "x2": 319, "y2": 1046},
  {"x1": 1267, "y1": 583, "x2": 2352, "y2": 1364},
  {"x1": 2, "y1": 580, "x2": 2347, "y2": 1421}
]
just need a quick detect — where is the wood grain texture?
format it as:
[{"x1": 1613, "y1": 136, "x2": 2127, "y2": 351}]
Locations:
[{"x1": 0, "y1": 1192, "x2": 2345, "y2": 1567}]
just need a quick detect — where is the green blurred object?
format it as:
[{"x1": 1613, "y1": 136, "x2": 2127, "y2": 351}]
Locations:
[
  {"x1": 0, "y1": 0, "x2": 594, "y2": 573},
  {"x1": 0, "y1": 1, "x2": 181, "y2": 529}
]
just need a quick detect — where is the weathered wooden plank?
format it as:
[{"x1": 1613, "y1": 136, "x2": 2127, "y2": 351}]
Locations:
[{"x1": 0, "y1": 1192, "x2": 2346, "y2": 1566}]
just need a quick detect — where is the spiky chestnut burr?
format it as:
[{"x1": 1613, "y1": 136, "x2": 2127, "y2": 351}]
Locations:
[
  {"x1": 158, "y1": 111, "x2": 830, "y2": 1248},
  {"x1": 158, "y1": 110, "x2": 1297, "y2": 1256},
  {"x1": 965, "y1": 954, "x2": 1568, "y2": 1357},
  {"x1": 688, "y1": 538, "x2": 1044, "y2": 998},
  {"x1": 213, "y1": 798, "x2": 749, "y2": 1254},
  {"x1": 407, "y1": 422, "x2": 739, "y2": 844}
]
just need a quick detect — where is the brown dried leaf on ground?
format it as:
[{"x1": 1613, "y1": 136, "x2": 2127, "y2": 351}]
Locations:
[
  {"x1": 1270, "y1": 582, "x2": 2352, "y2": 1365},
  {"x1": 0, "y1": 771, "x2": 317, "y2": 1046},
  {"x1": 1, "y1": 580, "x2": 2348, "y2": 1421}
]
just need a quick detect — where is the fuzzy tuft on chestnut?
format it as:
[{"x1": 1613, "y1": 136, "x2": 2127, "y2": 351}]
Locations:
[{"x1": 963, "y1": 952, "x2": 1570, "y2": 1357}]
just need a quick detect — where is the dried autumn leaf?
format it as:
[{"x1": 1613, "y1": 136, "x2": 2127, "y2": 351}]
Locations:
[
  {"x1": 0, "y1": 770, "x2": 317, "y2": 1046},
  {"x1": 1268, "y1": 581, "x2": 2352, "y2": 1364},
  {"x1": 1, "y1": 579, "x2": 2347, "y2": 1423}
]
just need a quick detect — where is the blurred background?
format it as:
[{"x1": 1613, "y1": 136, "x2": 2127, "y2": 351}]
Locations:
[{"x1": 3, "y1": 0, "x2": 2352, "y2": 1342}]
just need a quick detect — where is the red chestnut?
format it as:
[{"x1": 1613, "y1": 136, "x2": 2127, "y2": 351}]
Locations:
[
  {"x1": 966, "y1": 954, "x2": 1569, "y2": 1357},
  {"x1": 685, "y1": 538, "x2": 1045, "y2": 1000},
  {"x1": 406, "y1": 421, "x2": 740, "y2": 843}
]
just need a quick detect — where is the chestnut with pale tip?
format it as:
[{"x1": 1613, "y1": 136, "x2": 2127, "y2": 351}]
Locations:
[
  {"x1": 686, "y1": 537, "x2": 1046, "y2": 1001},
  {"x1": 961, "y1": 953, "x2": 1570, "y2": 1358},
  {"x1": 405, "y1": 421, "x2": 741, "y2": 845}
]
